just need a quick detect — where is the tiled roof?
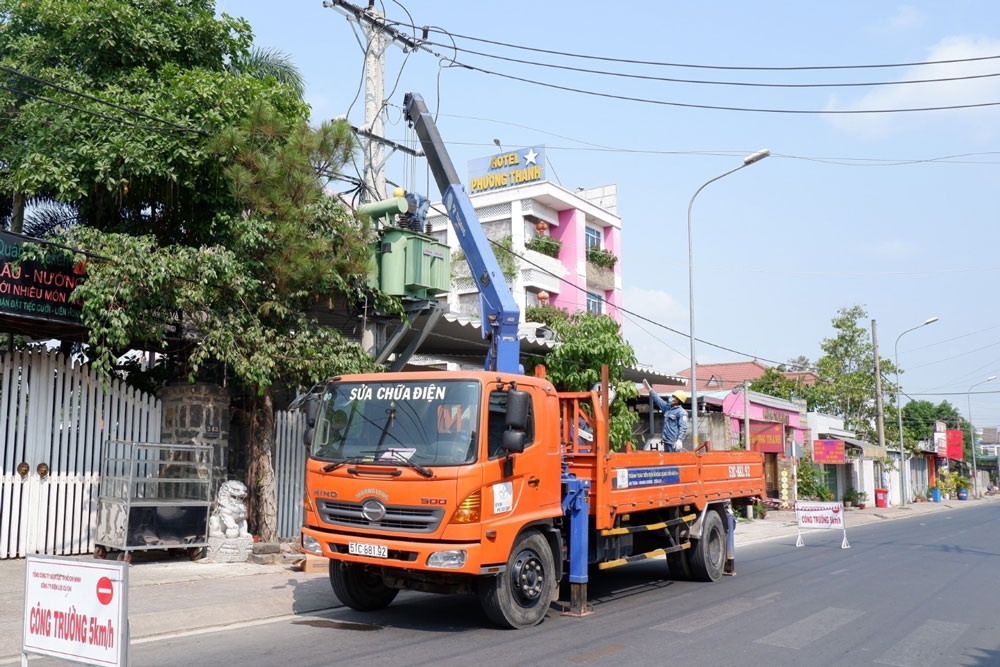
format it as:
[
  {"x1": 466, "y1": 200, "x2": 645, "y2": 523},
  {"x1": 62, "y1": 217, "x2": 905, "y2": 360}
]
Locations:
[
  {"x1": 673, "y1": 361, "x2": 817, "y2": 391},
  {"x1": 673, "y1": 361, "x2": 770, "y2": 391}
]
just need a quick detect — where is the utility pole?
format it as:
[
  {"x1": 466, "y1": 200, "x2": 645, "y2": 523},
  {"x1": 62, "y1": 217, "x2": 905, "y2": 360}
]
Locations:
[
  {"x1": 872, "y1": 319, "x2": 886, "y2": 451},
  {"x1": 362, "y1": 7, "x2": 386, "y2": 200}
]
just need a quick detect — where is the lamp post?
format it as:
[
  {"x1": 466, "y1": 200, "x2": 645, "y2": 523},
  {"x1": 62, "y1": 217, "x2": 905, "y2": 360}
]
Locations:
[
  {"x1": 894, "y1": 316, "x2": 938, "y2": 507},
  {"x1": 687, "y1": 149, "x2": 770, "y2": 448},
  {"x1": 967, "y1": 376, "x2": 996, "y2": 499}
]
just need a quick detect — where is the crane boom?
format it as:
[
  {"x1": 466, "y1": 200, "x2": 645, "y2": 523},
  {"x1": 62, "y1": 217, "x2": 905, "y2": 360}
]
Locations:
[{"x1": 403, "y1": 92, "x2": 521, "y2": 373}]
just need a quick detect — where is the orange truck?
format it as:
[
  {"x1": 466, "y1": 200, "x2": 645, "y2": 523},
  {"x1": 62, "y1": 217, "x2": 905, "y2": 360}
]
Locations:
[
  {"x1": 299, "y1": 368, "x2": 765, "y2": 628},
  {"x1": 298, "y1": 92, "x2": 765, "y2": 627}
]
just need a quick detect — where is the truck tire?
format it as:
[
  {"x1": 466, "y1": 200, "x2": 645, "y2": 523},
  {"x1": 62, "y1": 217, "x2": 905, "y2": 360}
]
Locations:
[
  {"x1": 329, "y1": 561, "x2": 399, "y2": 611},
  {"x1": 479, "y1": 531, "x2": 556, "y2": 628},
  {"x1": 688, "y1": 510, "x2": 725, "y2": 582}
]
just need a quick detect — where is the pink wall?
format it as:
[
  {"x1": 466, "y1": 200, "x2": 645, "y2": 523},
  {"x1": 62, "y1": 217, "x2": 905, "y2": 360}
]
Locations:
[
  {"x1": 544, "y1": 207, "x2": 622, "y2": 322},
  {"x1": 549, "y1": 208, "x2": 585, "y2": 313},
  {"x1": 721, "y1": 392, "x2": 805, "y2": 446}
]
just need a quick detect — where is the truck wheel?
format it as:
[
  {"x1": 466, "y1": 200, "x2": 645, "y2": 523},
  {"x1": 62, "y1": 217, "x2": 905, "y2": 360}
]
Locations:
[
  {"x1": 480, "y1": 531, "x2": 556, "y2": 628},
  {"x1": 329, "y1": 561, "x2": 399, "y2": 611},
  {"x1": 689, "y1": 510, "x2": 725, "y2": 582}
]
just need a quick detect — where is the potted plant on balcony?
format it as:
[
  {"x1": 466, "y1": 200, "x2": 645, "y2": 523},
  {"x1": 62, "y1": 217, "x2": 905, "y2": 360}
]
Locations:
[
  {"x1": 855, "y1": 491, "x2": 868, "y2": 509},
  {"x1": 525, "y1": 234, "x2": 562, "y2": 258},
  {"x1": 586, "y1": 246, "x2": 617, "y2": 269}
]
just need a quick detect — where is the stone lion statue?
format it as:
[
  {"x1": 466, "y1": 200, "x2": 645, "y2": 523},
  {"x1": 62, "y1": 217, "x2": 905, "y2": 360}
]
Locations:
[{"x1": 209, "y1": 480, "x2": 250, "y2": 539}]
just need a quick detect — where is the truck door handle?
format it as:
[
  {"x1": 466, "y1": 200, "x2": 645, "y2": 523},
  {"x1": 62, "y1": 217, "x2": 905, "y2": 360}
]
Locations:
[{"x1": 528, "y1": 477, "x2": 540, "y2": 488}]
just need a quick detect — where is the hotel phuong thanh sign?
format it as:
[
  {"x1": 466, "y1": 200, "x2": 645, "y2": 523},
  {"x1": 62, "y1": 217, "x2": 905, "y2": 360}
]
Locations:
[{"x1": 467, "y1": 146, "x2": 546, "y2": 194}]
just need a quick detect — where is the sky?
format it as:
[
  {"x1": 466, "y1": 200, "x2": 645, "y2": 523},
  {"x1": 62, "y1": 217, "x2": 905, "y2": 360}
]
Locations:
[{"x1": 222, "y1": 1, "x2": 1000, "y2": 429}]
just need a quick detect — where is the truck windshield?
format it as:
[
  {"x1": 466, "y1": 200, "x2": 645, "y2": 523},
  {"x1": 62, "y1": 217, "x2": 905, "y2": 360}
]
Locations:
[{"x1": 311, "y1": 380, "x2": 481, "y2": 466}]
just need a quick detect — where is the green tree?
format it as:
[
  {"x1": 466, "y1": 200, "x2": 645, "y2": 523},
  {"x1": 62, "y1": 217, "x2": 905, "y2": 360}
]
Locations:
[
  {"x1": 1, "y1": 2, "x2": 389, "y2": 539},
  {"x1": 54, "y1": 105, "x2": 382, "y2": 540},
  {"x1": 812, "y1": 305, "x2": 898, "y2": 442},
  {"x1": 527, "y1": 310, "x2": 639, "y2": 450},
  {"x1": 750, "y1": 367, "x2": 817, "y2": 406},
  {"x1": 0, "y1": 0, "x2": 305, "y2": 242},
  {"x1": 900, "y1": 399, "x2": 967, "y2": 457}
]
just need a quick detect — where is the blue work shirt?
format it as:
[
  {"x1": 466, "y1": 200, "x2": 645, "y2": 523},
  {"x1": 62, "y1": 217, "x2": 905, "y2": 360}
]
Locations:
[{"x1": 649, "y1": 391, "x2": 689, "y2": 447}]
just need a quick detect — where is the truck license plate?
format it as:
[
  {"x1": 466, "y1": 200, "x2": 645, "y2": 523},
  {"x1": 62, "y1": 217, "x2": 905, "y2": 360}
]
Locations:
[{"x1": 348, "y1": 541, "x2": 388, "y2": 558}]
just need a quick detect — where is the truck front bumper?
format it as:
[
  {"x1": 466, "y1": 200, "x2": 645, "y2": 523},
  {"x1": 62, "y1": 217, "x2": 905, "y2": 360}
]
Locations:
[{"x1": 301, "y1": 526, "x2": 497, "y2": 576}]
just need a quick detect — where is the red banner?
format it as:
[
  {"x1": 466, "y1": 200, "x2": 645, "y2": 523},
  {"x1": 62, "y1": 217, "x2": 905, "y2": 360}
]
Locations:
[
  {"x1": 813, "y1": 439, "x2": 845, "y2": 464},
  {"x1": 946, "y1": 429, "x2": 964, "y2": 460},
  {"x1": 751, "y1": 422, "x2": 784, "y2": 453}
]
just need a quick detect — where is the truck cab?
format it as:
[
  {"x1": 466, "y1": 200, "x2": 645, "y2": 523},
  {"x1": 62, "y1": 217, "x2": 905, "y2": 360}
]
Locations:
[{"x1": 300, "y1": 371, "x2": 565, "y2": 626}]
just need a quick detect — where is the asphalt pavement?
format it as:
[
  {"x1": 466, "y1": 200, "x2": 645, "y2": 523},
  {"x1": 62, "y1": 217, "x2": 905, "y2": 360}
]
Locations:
[{"x1": 2, "y1": 495, "x2": 995, "y2": 663}]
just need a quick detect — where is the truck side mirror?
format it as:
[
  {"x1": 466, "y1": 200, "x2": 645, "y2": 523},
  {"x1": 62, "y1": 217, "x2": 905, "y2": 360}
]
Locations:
[
  {"x1": 501, "y1": 430, "x2": 526, "y2": 454},
  {"x1": 505, "y1": 389, "x2": 530, "y2": 429},
  {"x1": 304, "y1": 394, "x2": 319, "y2": 427}
]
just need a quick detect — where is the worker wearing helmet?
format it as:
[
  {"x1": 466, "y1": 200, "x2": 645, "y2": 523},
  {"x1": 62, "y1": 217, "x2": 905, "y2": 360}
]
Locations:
[{"x1": 642, "y1": 380, "x2": 689, "y2": 452}]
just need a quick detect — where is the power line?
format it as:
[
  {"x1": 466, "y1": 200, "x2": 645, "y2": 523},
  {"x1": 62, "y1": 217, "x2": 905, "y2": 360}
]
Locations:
[
  {"x1": 437, "y1": 58, "x2": 1000, "y2": 115},
  {"x1": 418, "y1": 38, "x2": 1000, "y2": 90},
  {"x1": 410, "y1": 24, "x2": 1000, "y2": 73},
  {"x1": 0, "y1": 64, "x2": 204, "y2": 135},
  {"x1": 337, "y1": 2, "x2": 1000, "y2": 115},
  {"x1": 0, "y1": 81, "x2": 191, "y2": 136}
]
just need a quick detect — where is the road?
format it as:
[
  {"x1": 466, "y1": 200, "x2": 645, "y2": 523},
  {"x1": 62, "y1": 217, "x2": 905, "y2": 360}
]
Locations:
[{"x1": 25, "y1": 505, "x2": 1000, "y2": 667}]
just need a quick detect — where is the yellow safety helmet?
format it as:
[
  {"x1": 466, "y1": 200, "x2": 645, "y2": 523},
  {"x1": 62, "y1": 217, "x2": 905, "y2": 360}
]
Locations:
[{"x1": 671, "y1": 390, "x2": 688, "y2": 404}]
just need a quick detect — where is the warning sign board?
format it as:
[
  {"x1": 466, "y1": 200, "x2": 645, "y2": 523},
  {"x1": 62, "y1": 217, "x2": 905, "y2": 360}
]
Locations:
[{"x1": 22, "y1": 556, "x2": 129, "y2": 666}]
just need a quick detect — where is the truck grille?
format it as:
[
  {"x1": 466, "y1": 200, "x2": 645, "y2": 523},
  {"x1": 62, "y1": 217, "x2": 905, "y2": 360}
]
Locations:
[{"x1": 318, "y1": 500, "x2": 444, "y2": 533}]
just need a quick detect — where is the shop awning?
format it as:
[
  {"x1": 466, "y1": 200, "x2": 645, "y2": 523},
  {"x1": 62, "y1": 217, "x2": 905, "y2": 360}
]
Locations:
[{"x1": 840, "y1": 436, "x2": 887, "y2": 459}]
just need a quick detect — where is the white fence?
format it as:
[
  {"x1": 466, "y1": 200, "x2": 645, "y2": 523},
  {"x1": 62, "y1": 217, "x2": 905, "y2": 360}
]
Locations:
[
  {"x1": 1, "y1": 349, "x2": 161, "y2": 559},
  {"x1": 275, "y1": 409, "x2": 306, "y2": 539}
]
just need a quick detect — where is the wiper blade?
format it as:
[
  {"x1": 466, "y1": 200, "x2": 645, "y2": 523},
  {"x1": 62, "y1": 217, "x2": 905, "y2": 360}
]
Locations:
[
  {"x1": 322, "y1": 453, "x2": 376, "y2": 473},
  {"x1": 381, "y1": 449, "x2": 434, "y2": 478}
]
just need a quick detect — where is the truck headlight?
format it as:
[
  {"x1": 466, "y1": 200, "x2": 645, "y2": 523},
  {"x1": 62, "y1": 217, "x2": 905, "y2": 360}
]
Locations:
[
  {"x1": 426, "y1": 550, "x2": 467, "y2": 568},
  {"x1": 301, "y1": 533, "x2": 322, "y2": 555}
]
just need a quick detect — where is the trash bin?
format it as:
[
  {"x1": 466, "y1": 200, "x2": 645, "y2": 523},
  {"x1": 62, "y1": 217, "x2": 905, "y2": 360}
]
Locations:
[
  {"x1": 931, "y1": 487, "x2": 941, "y2": 502},
  {"x1": 875, "y1": 488, "x2": 888, "y2": 508}
]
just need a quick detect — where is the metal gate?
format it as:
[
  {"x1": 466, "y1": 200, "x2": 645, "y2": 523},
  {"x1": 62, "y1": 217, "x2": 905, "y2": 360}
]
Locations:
[
  {"x1": 274, "y1": 409, "x2": 306, "y2": 539},
  {"x1": 1, "y1": 349, "x2": 161, "y2": 559}
]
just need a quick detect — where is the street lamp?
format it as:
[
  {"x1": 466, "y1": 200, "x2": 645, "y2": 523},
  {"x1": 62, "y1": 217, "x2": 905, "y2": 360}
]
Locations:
[
  {"x1": 967, "y1": 375, "x2": 996, "y2": 499},
  {"x1": 687, "y1": 149, "x2": 770, "y2": 448},
  {"x1": 894, "y1": 316, "x2": 938, "y2": 507}
]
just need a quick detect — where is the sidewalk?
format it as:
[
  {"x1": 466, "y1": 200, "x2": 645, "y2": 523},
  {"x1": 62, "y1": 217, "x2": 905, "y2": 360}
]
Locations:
[
  {"x1": 2, "y1": 495, "x2": 995, "y2": 662},
  {"x1": 734, "y1": 494, "x2": 996, "y2": 545}
]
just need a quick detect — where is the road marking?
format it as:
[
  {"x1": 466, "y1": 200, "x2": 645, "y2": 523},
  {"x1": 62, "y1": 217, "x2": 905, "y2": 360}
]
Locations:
[
  {"x1": 570, "y1": 644, "x2": 626, "y2": 663},
  {"x1": 755, "y1": 607, "x2": 858, "y2": 649},
  {"x1": 655, "y1": 594, "x2": 777, "y2": 633},
  {"x1": 875, "y1": 620, "x2": 967, "y2": 666}
]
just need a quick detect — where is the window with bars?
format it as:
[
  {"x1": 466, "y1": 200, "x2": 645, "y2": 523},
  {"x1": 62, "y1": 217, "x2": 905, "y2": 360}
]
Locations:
[{"x1": 585, "y1": 226, "x2": 602, "y2": 250}]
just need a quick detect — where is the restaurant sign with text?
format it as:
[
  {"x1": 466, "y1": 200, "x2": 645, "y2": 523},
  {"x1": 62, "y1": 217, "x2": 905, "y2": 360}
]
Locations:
[
  {"x1": 0, "y1": 231, "x2": 84, "y2": 324},
  {"x1": 813, "y1": 439, "x2": 846, "y2": 464}
]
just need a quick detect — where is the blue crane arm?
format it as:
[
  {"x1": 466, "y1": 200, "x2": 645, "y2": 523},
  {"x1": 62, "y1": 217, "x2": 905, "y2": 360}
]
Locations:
[{"x1": 403, "y1": 92, "x2": 521, "y2": 373}]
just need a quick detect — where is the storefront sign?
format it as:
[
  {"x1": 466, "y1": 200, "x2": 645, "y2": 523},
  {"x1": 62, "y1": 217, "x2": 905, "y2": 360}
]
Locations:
[
  {"x1": 467, "y1": 146, "x2": 546, "y2": 194},
  {"x1": 751, "y1": 422, "x2": 784, "y2": 453},
  {"x1": 933, "y1": 431, "x2": 947, "y2": 457},
  {"x1": 0, "y1": 231, "x2": 84, "y2": 324},
  {"x1": 813, "y1": 439, "x2": 845, "y2": 464},
  {"x1": 946, "y1": 429, "x2": 964, "y2": 460},
  {"x1": 22, "y1": 556, "x2": 129, "y2": 666}
]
